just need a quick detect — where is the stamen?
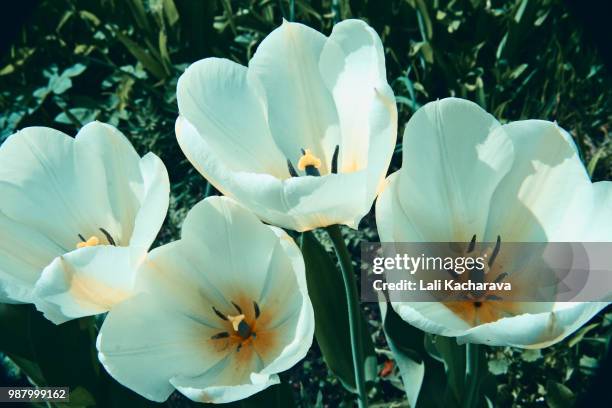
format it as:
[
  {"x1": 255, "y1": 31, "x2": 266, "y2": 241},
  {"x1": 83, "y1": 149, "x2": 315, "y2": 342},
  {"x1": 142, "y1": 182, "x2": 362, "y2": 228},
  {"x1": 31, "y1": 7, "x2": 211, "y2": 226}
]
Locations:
[
  {"x1": 99, "y1": 228, "x2": 116, "y2": 246},
  {"x1": 445, "y1": 267, "x2": 459, "y2": 278},
  {"x1": 488, "y1": 235, "x2": 501, "y2": 267},
  {"x1": 231, "y1": 301, "x2": 243, "y2": 314},
  {"x1": 470, "y1": 269, "x2": 485, "y2": 299},
  {"x1": 212, "y1": 306, "x2": 228, "y2": 321},
  {"x1": 297, "y1": 149, "x2": 322, "y2": 174},
  {"x1": 494, "y1": 272, "x2": 508, "y2": 283},
  {"x1": 76, "y1": 236, "x2": 100, "y2": 249},
  {"x1": 467, "y1": 234, "x2": 477, "y2": 253},
  {"x1": 211, "y1": 332, "x2": 229, "y2": 340},
  {"x1": 78, "y1": 234, "x2": 86, "y2": 242},
  {"x1": 287, "y1": 160, "x2": 299, "y2": 177},
  {"x1": 253, "y1": 301, "x2": 260, "y2": 319},
  {"x1": 331, "y1": 145, "x2": 339, "y2": 174}
]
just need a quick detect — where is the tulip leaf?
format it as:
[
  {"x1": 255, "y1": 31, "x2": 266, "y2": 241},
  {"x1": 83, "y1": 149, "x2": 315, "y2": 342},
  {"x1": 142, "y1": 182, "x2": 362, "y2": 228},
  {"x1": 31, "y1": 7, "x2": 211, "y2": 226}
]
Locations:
[
  {"x1": 424, "y1": 334, "x2": 465, "y2": 402},
  {"x1": 106, "y1": 379, "x2": 164, "y2": 407},
  {"x1": 0, "y1": 304, "x2": 35, "y2": 359},
  {"x1": 300, "y1": 231, "x2": 376, "y2": 393},
  {"x1": 380, "y1": 302, "x2": 424, "y2": 408},
  {"x1": 240, "y1": 382, "x2": 295, "y2": 408},
  {"x1": 115, "y1": 31, "x2": 167, "y2": 81},
  {"x1": 28, "y1": 313, "x2": 101, "y2": 402},
  {"x1": 381, "y1": 303, "x2": 491, "y2": 408},
  {"x1": 196, "y1": 382, "x2": 294, "y2": 408},
  {"x1": 5, "y1": 353, "x2": 46, "y2": 386},
  {"x1": 546, "y1": 380, "x2": 575, "y2": 408}
]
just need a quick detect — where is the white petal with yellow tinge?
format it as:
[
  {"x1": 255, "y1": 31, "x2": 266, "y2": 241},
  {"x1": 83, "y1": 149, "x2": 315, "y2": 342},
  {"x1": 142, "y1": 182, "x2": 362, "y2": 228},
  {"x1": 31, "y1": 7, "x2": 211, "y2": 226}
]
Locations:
[
  {"x1": 376, "y1": 98, "x2": 612, "y2": 349},
  {"x1": 0, "y1": 122, "x2": 170, "y2": 323},
  {"x1": 176, "y1": 19, "x2": 397, "y2": 232},
  {"x1": 97, "y1": 196, "x2": 314, "y2": 403}
]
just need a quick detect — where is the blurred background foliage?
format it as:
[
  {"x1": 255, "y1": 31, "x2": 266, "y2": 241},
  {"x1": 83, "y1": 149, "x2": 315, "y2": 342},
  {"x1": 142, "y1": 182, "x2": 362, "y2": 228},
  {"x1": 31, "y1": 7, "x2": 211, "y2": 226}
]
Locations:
[{"x1": 0, "y1": 0, "x2": 611, "y2": 407}]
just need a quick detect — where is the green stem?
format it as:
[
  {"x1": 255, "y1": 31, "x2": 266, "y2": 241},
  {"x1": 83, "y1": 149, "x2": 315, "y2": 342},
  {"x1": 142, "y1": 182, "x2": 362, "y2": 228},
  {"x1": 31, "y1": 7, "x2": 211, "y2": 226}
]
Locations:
[
  {"x1": 464, "y1": 343, "x2": 482, "y2": 408},
  {"x1": 325, "y1": 225, "x2": 367, "y2": 408}
]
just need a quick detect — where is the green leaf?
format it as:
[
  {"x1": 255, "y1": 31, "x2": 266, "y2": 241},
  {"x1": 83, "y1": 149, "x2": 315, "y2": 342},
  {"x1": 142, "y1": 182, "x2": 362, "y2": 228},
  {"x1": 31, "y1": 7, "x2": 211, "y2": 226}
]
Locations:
[
  {"x1": 427, "y1": 335, "x2": 465, "y2": 401},
  {"x1": 193, "y1": 382, "x2": 295, "y2": 408},
  {"x1": 0, "y1": 304, "x2": 35, "y2": 359},
  {"x1": 520, "y1": 349, "x2": 542, "y2": 362},
  {"x1": 29, "y1": 314, "x2": 100, "y2": 401},
  {"x1": 487, "y1": 357, "x2": 510, "y2": 375},
  {"x1": 380, "y1": 302, "x2": 424, "y2": 408},
  {"x1": 56, "y1": 386, "x2": 96, "y2": 407},
  {"x1": 5, "y1": 353, "x2": 46, "y2": 386},
  {"x1": 414, "y1": 0, "x2": 433, "y2": 40},
  {"x1": 300, "y1": 232, "x2": 376, "y2": 393},
  {"x1": 115, "y1": 31, "x2": 167, "y2": 80},
  {"x1": 546, "y1": 380, "x2": 575, "y2": 408},
  {"x1": 240, "y1": 382, "x2": 296, "y2": 408},
  {"x1": 62, "y1": 63, "x2": 87, "y2": 77},
  {"x1": 106, "y1": 379, "x2": 164, "y2": 408},
  {"x1": 125, "y1": 0, "x2": 152, "y2": 34},
  {"x1": 54, "y1": 108, "x2": 98, "y2": 125},
  {"x1": 587, "y1": 148, "x2": 606, "y2": 178},
  {"x1": 162, "y1": 0, "x2": 179, "y2": 26}
]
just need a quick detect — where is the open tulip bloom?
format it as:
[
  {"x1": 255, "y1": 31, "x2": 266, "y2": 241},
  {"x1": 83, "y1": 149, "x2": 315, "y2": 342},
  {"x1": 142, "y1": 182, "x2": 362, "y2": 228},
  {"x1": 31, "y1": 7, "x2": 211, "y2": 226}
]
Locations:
[
  {"x1": 97, "y1": 196, "x2": 314, "y2": 403},
  {"x1": 376, "y1": 98, "x2": 611, "y2": 348},
  {"x1": 175, "y1": 19, "x2": 397, "y2": 232},
  {"x1": 0, "y1": 122, "x2": 169, "y2": 323}
]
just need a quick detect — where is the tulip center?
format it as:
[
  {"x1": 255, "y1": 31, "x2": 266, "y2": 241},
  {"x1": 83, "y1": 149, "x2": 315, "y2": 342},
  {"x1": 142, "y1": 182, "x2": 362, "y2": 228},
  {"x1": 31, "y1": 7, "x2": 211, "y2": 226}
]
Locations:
[
  {"x1": 210, "y1": 300, "x2": 261, "y2": 352},
  {"x1": 287, "y1": 145, "x2": 339, "y2": 177},
  {"x1": 76, "y1": 228, "x2": 117, "y2": 249},
  {"x1": 443, "y1": 235, "x2": 518, "y2": 326},
  {"x1": 297, "y1": 149, "x2": 322, "y2": 172},
  {"x1": 76, "y1": 236, "x2": 100, "y2": 249}
]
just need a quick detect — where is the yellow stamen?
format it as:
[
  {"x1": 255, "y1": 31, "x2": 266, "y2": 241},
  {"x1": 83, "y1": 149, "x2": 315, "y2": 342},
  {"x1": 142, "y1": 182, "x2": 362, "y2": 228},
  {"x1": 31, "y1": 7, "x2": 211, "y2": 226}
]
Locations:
[
  {"x1": 297, "y1": 149, "x2": 322, "y2": 171},
  {"x1": 76, "y1": 236, "x2": 100, "y2": 249},
  {"x1": 227, "y1": 314, "x2": 246, "y2": 332}
]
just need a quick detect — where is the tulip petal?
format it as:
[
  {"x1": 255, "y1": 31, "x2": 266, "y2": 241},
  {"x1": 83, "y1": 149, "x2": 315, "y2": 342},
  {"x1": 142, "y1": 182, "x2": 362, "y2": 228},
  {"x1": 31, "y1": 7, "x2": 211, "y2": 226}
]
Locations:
[
  {"x1": 0, "y1": 122, "x2": 143, "y2": 250},
  {"x1": 128, "y1": 152, "x2": 170, "y2": 251},
  {"x1": 0, "y1": 127, "x2": 88, "y2": 250},
  {"x1": 97, "y1": 293, "x2": 222, "y2": 402},
  {"x1": 456, "y1": 302, "x2": 608, "y2": 348},
  {"x1": 249, "y1": 20, "x2": 340, "y2": 170},
  {"x1": 73, "y1": 122, "x2": 144, "y2": 244},
  {"x1": 391, "y1": 302, "x2": 472, "y2": 338},
  {"x1": 177, "y1": 117, "x2": 368, "y2": 231},
  {"x1": 390, "y1": 98, "x2": 513, "y2": 241},
  {"x1": 376, "y1": 171, "x2": 427, "y2": 242},
  {"x1": 0, "y1": 211, "x2": 64, "y2": 303},
  {"x1": 256, "y1": 226, "x2": 314, "y2": 376},
  {"x1": 582, "y1": 181, "x2": 612, "y2": 241},
  {"x1": 98, "y1": 196, "x2": 313, "y2": 402},
  {"x1": 33, "y1": 245, "x2": 137, "y2": 323},
  {"x1": 485, "y1": 120, "x2": 593, "y2": 241},
  {"x1": 171, "y1": 371, "x2": 279, "y2": 404},
  {"x1": 319, "y1": 19, "x2": 397, "y2": 198},
  {"x1": 177, "y1": 58, "x2": 287, "y2": 176}
]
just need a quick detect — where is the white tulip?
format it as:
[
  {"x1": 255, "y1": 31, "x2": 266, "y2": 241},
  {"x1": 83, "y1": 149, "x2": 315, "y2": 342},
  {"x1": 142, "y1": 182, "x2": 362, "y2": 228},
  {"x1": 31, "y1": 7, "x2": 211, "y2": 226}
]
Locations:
[
  {"x1": 175, "y1": 19, "x2": 397, "y2": 232},
  {"x1": 0, "y1": 122, "x2": 169, "y2": 323},
  {"x1": 376, "y1": 98, "x2": 611, "y2": 348},
  {"x1": 97, "y1": 196, "x2": 314, "y2": 403}
]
